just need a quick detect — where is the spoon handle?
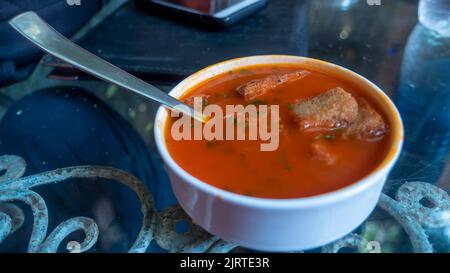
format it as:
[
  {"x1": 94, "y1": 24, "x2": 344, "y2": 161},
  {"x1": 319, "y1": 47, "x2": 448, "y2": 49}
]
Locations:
[{"x1": 9, "y1": 11, "x2": 205, "y2": 122}]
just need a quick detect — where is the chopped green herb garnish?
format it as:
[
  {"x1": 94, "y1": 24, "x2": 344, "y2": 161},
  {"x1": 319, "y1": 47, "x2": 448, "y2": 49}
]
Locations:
[
  {"x1": 223, "y1": 93, "x2": 230, "y2": 99},
  {"x1": 311, "y1": 133, "x2": 337, "y2": 142},
  {"x1": 287, "y1": 103, "x2": 294, "y2": 110},
  {"x1": 324, "y1": 134, "x2": 336, "y2": 141}
]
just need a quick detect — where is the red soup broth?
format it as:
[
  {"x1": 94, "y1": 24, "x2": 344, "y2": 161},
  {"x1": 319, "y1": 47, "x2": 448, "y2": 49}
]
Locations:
[{"x1": 164, "y1": 64, "x2": 391, "y2": 199}]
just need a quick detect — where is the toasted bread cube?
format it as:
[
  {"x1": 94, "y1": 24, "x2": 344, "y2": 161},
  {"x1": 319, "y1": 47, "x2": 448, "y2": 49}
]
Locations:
[
  {"x1": 237, "y1": 70, "x2": 310, "y2": 102},
  {"x1": 292, "y1": 87, "x2": 358, "y2": 129},
  {"x1": 345, "y1": 98, "x2": 388, "y2": 138}
]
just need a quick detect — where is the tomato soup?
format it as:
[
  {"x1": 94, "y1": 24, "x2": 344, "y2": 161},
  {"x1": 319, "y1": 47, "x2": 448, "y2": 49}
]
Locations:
[{"x1": 164, "y1": 64, "x2": 391, "y2": 199}]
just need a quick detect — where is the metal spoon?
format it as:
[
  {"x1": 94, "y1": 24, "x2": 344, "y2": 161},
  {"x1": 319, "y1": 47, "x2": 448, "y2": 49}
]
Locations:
[{"x1": 8, "y1": 11, "x2": 206, "y2": 123}]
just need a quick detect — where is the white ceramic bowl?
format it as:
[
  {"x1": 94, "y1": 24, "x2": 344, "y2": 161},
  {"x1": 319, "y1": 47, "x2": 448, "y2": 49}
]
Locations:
[{"x1": 154, "y1": 55, "x2": 404, "y2": 252}]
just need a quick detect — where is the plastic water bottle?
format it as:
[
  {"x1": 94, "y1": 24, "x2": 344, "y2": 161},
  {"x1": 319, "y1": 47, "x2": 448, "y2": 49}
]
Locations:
[
  {"x1": 419, "y1": 0, "x2": 450, "y2": 37},
  {"x1": 390, "y1": 26, "x2": 450, "y2": 252},
  {"x1": 393, "y1": 24, "x2": 450, "y2": 185}
]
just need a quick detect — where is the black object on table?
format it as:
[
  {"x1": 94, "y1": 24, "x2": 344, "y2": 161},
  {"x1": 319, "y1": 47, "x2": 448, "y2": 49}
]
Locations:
[{"x1": 44, "y1": 0, "x2": 309, "y2": 85}]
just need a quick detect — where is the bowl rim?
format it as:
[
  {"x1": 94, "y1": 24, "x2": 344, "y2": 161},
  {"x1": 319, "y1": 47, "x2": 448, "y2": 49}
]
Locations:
[{"x1": 154, "y1": 55, "x2": 404, "y2": 209}]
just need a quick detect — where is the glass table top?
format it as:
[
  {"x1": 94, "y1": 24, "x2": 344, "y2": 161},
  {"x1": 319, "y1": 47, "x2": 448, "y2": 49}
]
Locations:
[{"x1": 0, "y1": 0, "x2": 449, "y2": 253}]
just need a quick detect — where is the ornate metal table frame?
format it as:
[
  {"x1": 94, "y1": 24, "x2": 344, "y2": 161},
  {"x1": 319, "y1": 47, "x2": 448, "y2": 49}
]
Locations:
[{"x1": 0, "y1": 155, "x2": 449, "y2": 253}]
